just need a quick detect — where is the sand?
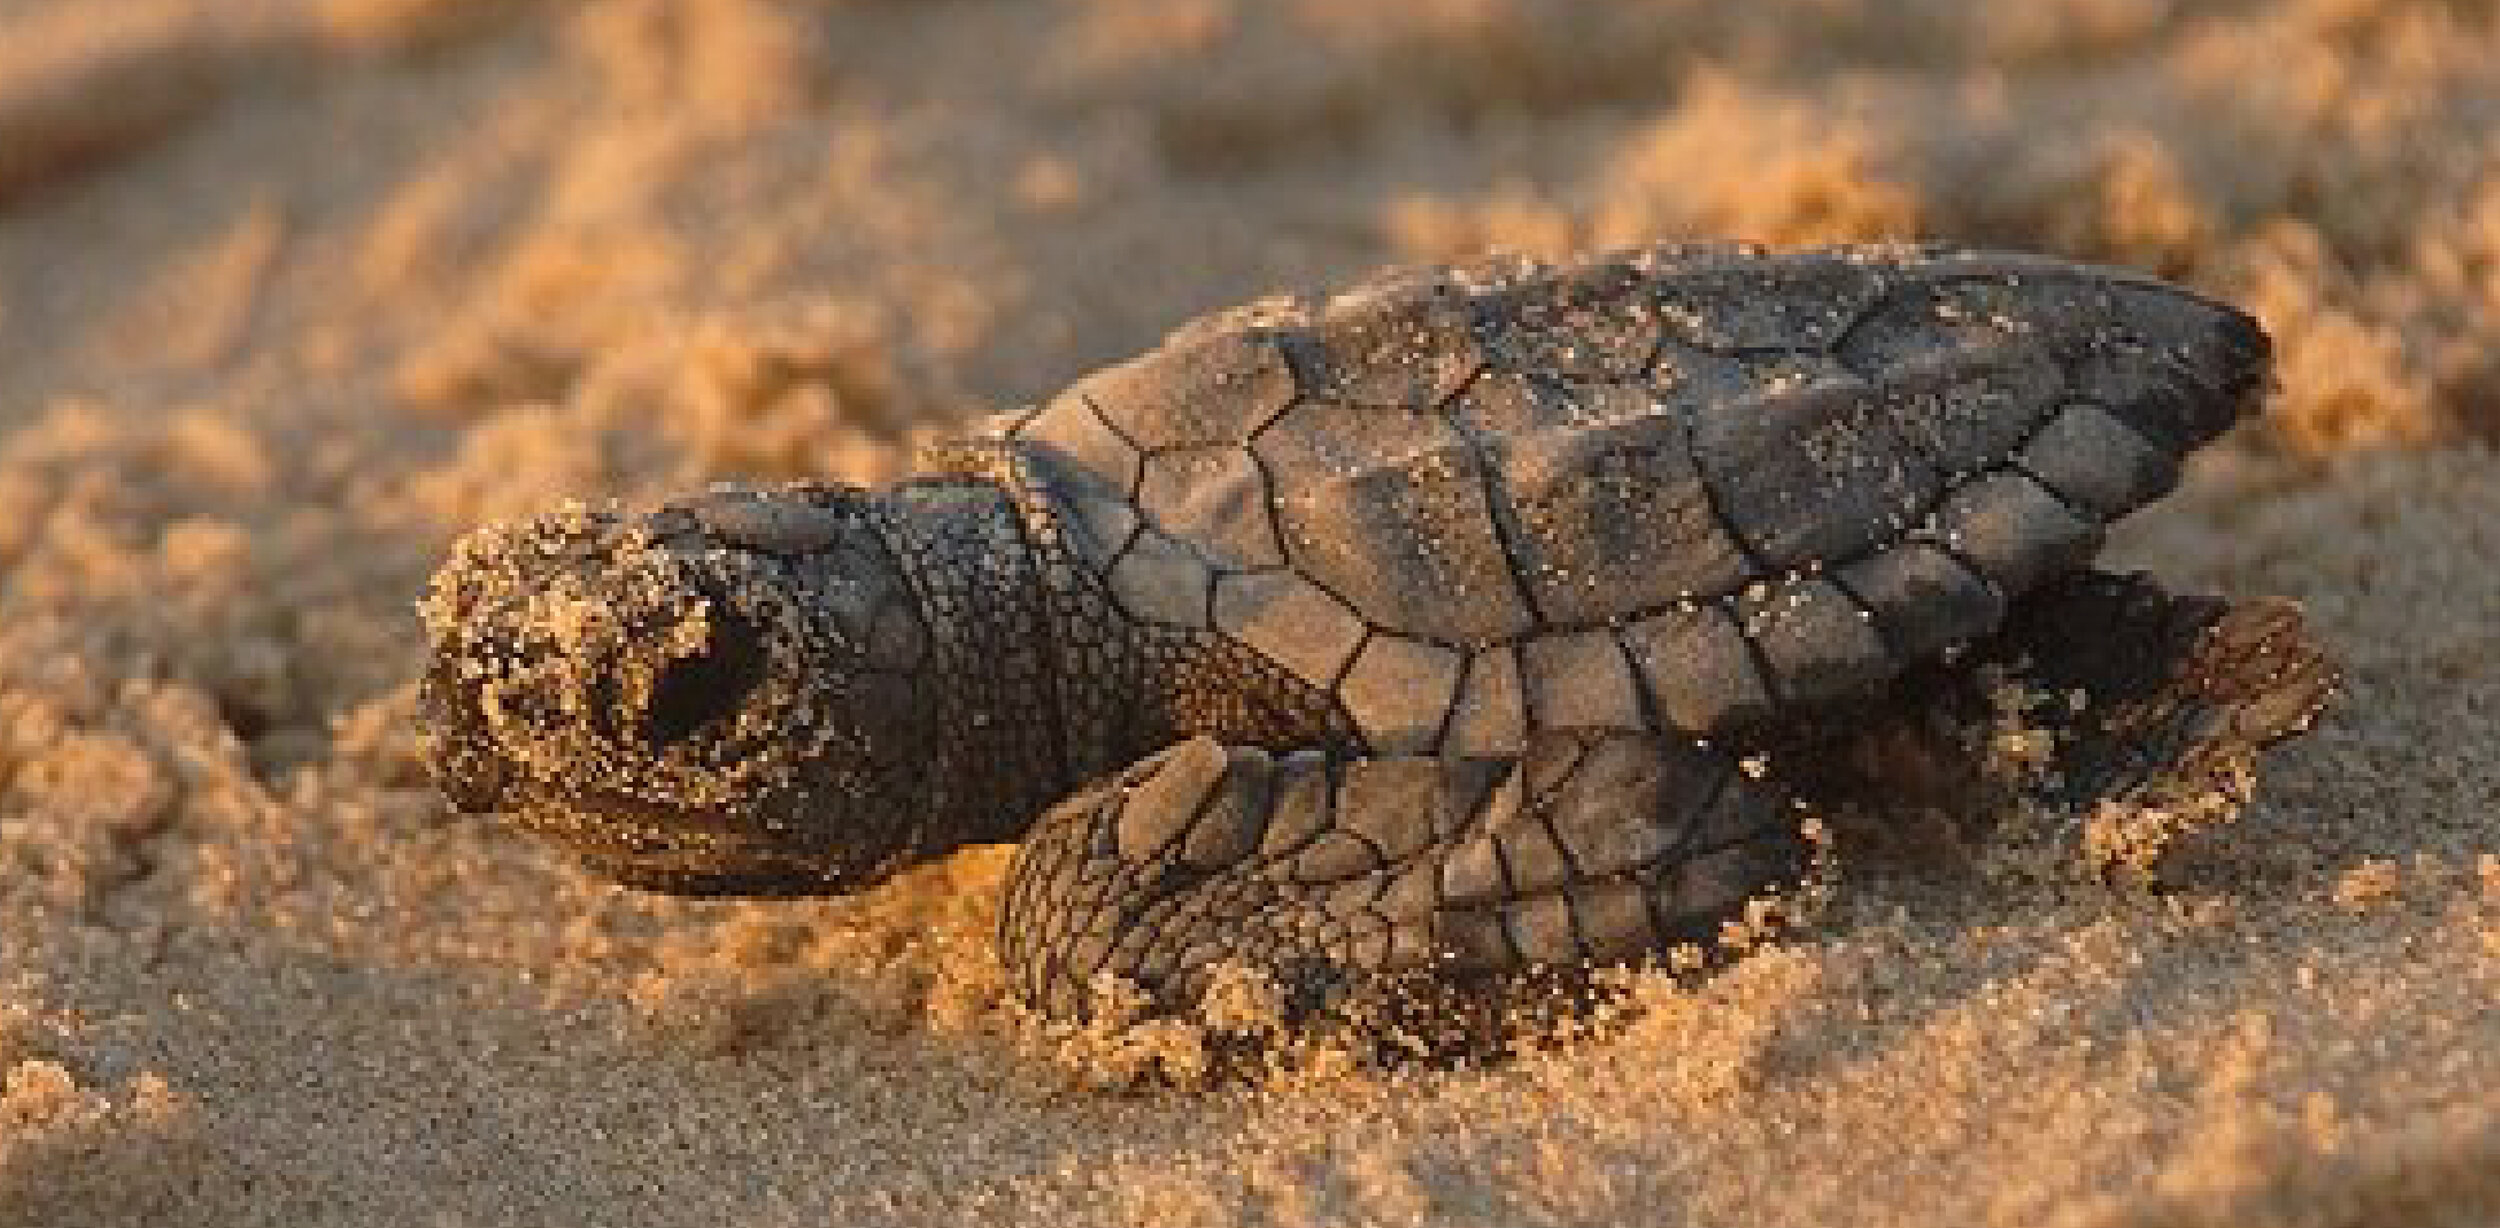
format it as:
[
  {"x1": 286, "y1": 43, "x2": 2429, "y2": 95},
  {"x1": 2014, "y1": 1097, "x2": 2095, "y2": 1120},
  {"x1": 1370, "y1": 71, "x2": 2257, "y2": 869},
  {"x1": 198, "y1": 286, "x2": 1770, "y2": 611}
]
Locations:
[{"x1": 0, "y1": 1, "x2": 2493, "y2": 1224}]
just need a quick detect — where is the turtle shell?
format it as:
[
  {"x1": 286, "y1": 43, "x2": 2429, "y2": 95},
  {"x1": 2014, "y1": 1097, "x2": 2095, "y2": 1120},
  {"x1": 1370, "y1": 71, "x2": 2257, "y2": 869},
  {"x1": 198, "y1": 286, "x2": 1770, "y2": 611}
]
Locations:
[{"x1": 1001, "y1": 243, "x2": 2269, "y2": 755}]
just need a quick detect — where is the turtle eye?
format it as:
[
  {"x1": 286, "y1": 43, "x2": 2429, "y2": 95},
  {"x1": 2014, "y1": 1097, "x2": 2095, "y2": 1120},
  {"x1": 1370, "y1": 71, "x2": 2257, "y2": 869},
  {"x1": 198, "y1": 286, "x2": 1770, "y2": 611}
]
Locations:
[{"x1": 642, "y1": 613, "x2": 769, "y2": 750}]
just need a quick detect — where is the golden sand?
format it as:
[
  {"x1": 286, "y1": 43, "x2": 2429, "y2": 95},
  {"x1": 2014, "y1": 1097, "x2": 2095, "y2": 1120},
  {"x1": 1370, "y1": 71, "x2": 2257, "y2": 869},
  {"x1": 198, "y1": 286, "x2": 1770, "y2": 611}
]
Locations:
[{"x1": 1, "y1": 2, "x2": 2493, "y2": 1223}]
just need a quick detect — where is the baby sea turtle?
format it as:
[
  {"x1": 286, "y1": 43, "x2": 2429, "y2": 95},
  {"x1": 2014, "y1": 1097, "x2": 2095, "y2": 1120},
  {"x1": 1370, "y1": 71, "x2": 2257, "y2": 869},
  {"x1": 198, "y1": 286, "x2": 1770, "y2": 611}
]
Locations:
[{"x1": 419, "y1": 243, "x2": 2335, "y2": 1031}]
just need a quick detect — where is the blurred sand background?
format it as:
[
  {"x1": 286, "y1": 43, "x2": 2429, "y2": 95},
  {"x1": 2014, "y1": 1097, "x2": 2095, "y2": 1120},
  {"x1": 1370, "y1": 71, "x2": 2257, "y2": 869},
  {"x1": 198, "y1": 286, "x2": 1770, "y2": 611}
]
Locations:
[{"x1": 0, "y1": 1, "x2": 2494, "y2": 1224}]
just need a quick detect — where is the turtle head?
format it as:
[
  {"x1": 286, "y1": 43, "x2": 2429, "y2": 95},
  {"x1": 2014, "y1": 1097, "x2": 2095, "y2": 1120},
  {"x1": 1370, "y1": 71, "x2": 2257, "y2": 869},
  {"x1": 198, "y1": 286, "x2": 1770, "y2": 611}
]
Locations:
[{"x1": 418, "y1": 485, "x2": 940, "y2": 896}]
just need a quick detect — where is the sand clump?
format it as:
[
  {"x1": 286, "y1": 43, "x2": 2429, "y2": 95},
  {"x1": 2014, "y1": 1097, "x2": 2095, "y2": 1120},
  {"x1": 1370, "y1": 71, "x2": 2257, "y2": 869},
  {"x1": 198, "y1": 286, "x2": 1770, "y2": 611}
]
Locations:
[{"x1": 1, "y1": 0, "x2": 2495, "y2": 1224}]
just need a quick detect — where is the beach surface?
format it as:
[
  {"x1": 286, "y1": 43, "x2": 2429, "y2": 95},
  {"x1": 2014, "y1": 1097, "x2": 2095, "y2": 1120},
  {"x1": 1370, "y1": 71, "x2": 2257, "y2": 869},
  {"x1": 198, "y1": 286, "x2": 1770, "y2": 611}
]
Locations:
[{"x1": 1, "y1": 2, "x2": 2493, "y2": 1224}]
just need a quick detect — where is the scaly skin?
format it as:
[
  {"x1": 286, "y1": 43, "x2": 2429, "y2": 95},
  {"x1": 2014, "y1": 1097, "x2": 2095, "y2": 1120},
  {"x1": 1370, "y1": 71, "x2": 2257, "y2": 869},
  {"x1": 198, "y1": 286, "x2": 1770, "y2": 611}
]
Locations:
[{"x1": 419, "y1": 458, "x2": 1355, "y2": 896}]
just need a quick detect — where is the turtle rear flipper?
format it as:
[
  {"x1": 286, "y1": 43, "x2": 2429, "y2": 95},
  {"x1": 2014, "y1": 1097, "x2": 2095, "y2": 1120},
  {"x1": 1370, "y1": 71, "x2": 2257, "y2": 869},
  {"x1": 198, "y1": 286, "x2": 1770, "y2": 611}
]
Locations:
[
  {"x1": 999, "y1": 733, "x2": 1816, "y2": 1046},
  {"x1": 1994, "y1": 572, "x2": 2337, "y2": 808},
  {"x1": 1786, "y1": 569, "x2": 2338, "y2": 878},
  {"x1": 1977, "y1": 570, "x2": 2339, "y2": 876},
  {"x1": 1774, "y1": 570, "x2": 2337, "y2": 874}
]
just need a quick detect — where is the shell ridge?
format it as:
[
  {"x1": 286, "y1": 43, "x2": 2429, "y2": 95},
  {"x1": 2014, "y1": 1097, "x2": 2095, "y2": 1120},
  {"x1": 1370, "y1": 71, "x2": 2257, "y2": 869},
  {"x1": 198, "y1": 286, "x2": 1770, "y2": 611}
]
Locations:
[
  {"x1": 1441, "y1": 373, "x2": 1557, "y2": 637},
  {"x1": 2003, "y1": 457, "x2": 2109, "y2": 524},
  {"x1": 1819, "y1": 565, "x2": 1909, "y2": 665},
  {"x1": 1422, "y1": 650, "x2": 1475, "y2": 753},
  {"x1": 1668, "y1": 385, "x2": 1782, "y2": 582},
  {"x1": 1075, "y1": 391, "x2": 1152, "y2": 500},
  {"x1": 1608, "y1": 624, "x2": 1669, "y2": 734}
]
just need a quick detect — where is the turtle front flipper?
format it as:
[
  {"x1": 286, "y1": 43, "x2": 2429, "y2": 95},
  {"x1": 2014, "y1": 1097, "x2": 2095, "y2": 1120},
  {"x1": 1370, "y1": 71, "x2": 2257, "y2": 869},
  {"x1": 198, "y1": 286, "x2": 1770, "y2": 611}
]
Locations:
[{"x1": 1000, "y1": 732, "x2": 1817, "y2": 1036}]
